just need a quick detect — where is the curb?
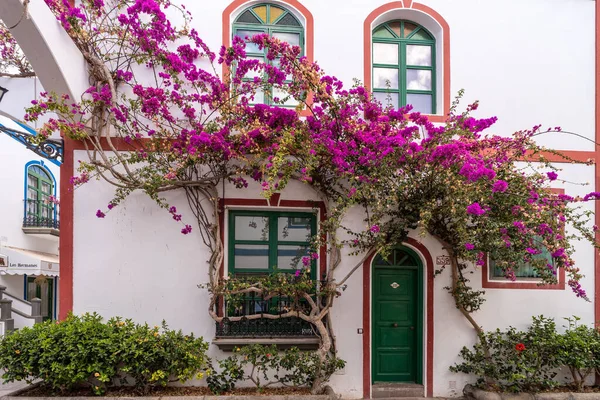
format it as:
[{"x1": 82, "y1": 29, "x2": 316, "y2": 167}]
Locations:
[{"x1": 463, "y1": 384, "x2": 600, "y2": 400}]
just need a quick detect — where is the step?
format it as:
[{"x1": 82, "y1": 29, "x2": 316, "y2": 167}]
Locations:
[{"x1": 372, "y1": 383, "x2": 425, "y2": 398}]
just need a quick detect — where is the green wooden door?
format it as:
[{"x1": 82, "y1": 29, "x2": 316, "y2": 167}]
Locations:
[{"x1": 372, "y1": 248, "x2": 422, "y2": 383}]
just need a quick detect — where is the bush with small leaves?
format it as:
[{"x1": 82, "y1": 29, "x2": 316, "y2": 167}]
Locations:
[
  {"x1": 451, "y1": 316, "x2": 561, "y2": 392},
  {"x1": 207, "y1": 344, "x2": 345, "y2": 394},
  {"x1": 0, "y1": 313, "x2": 209, "y2": 395},
  {"x1": 556, "y1": 316, "x2": 600, "y2": 391}
]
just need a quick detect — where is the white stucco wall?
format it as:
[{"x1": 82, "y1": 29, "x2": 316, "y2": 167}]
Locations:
[{"x1": 7, "y1": 0, "x2": 595, "y2": 397}]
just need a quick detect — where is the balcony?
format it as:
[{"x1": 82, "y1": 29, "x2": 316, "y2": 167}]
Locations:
[
  {"x1": 22, "y1": 200, "x2": 59, "y2": 237},
  {"x1": 213, "y1": 292, "x2": 322, "y2": 351}
]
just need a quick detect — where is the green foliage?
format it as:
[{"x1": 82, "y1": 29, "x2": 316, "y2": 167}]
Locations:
[
  {"x1": 450, "y1": 316, "x2": 561, "y2": 392},
  {"x1": 207, "y1": 344, "x2": 345, "y2": 394},
  {"x1": 556, "y1": 316, "x2": 600, "y2": 390},
  {"x1": 0, "y1": 313, "x2": 209, "y2": 395}
]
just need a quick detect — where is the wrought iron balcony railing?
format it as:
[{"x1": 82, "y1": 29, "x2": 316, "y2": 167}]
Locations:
[
  {"x1": 22, "y1": 200, "x2": 60, "y2": 231},
  {"x1": 215, "y1": 291, "x2": 321, "y2": 338}
]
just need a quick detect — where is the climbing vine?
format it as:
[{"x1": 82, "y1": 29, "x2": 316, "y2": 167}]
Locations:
[{"x1": 4, "y1": 0, "x2": 600, "y2": 392}]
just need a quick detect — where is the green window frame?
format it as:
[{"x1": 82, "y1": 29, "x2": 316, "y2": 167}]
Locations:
[
  {"x1": 232, "y1": 3, "x2": 305, "y2": 106},
  {"x1": 372, "y1": 20, "x2": 436, "y2": 114},
  {"x1": 228, "y1": 210, "x2": 317, "y2": 279},
  {"x1": 26, "y1": 165, "x2": 54, "y2": 222}
]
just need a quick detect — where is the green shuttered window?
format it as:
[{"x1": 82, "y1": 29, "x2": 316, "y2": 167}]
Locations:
[
  {"x1": 228, "y1": 210, "x2": 317, "y2": 279},
  {"x1": 372, "y1": 20, "x2": 436, "y2": 114},
  {"x1": 232, "y1": 3, "x2": 304, "y2": 106}
]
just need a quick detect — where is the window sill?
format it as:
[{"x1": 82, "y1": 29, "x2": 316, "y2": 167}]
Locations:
[
  {"x1": 22, "y1": 227, "x2": 60, "y2": 238},
  {"x1": 212, "y1": 337, "x2": 320, "y2": 351},
  {"x1": 424, "y1": 114, "x2": 445, "y2": 123}
]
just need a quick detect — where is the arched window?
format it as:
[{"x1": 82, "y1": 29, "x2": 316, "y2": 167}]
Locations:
[
  {"x1": 232, "y1": 3, "x2": 305, "y2": 105},
  {"x1": 25, "y1": 164, "x2": 55, "y2": 226},
  {"x1": 372, "y1": 20, "x2": 435, "y2": 114}
]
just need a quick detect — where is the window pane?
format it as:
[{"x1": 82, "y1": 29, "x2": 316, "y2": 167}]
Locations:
[
  {"x1": 406, "y1": 93, "x2": 432, "y2": 114},
  {"x1": 410, "y1": 29, "x2": 432, "y2": 41},
  {"x1": 246, "y1": 88, "x2": 265, "y2": 104},
  {"x1": 373, "y1": 43, "x2": 398, "y2": 65},
  {"x1": 277, "y1": 245, "x2": 309, "y2": 270},
  {"x1": 243, "y1": 56, "x2": 264, "y2": 79},
  {"x1": 407, "y1": 69, "x2": 431, "y2": 90},
  {"x1": 27, "y1": 198, "x2": 37, "y2": 215},
  {"x1": 272, "y1": 32, "x2": 300, "y2": 47},
  {"x1": 272, "y1": 87, "x2": 297, "y2": 107},
  {"x1": 273, "y1": 58, "x2": 292, "y2": 80},
  {"x1": 406, "y1": 45, "x2": 431, "y2": 66},
  {"x1": 28, "y1": 175, "x2": 38, "y2": 188},
  {"x1": 237, "y1": 10, "x2": 261, "y2": 24},
  {"x1": 269, "y1": 6, "x2": 285, "y2": 24},
  {"x1": 278, "y1": 217, "x2": 311, "y2": 241},
  {"x1": 234, "y1": 30, "x2": 263, "y2": 53},
  {"x1": 404, "y1": 22, "x2": 417, "y2": 38},
  {"x1": 373, "y1": 26, "x2": 394, "y2": 38},
  {"x1": 388, "y1": 21, "x2": 401, "y2": 37},
  {"x1": 491, "y1": 260, "x2": 539, "y2": 278},
  {"x1": 234, "y1": 216, "x2": 269, "y2": 241},
  {"x1": 373, "y1": 68, "x2": 399, "y2": 89},
  {"x1": 373, "y1": 91, "x2": 399, "y2": 107},
  {"x1": 28, "y1": 188, "x2": 38, "y2": 201},
  {"x1": 252, "y1": 5, "x2": 267, "y2": 23},
  {"x1": 234, "y1": 244, "x2": 269, "y2": 269},
  {"x1": 275, "y1": 13, "x2": 300, "y2": 26},
  {"x1": 41, "y1": 181, "x2": 51, "y2": 194}
]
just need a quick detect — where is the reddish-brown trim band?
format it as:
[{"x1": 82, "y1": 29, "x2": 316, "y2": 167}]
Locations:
[
  {"x1": 521, "y1": 150, "x2": 596, "y2": 164},
  {"x1": 363, "y1": 1, "x2": 450, "y2": 123},
  {"x1": 362, "y1": 237, "x2": 434, "y2": 398},
  {"x1": 58, "y1": 137, "x2": 74, "y2": 320},
  {"x1": 481, "y1": 188, "x2": 566, "y2": 291}
]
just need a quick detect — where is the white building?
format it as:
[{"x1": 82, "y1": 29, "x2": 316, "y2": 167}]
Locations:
[
  {"x1": 1, "y1": 0, "x2": 598, "y2": 398},
  {"x1": 0, "y1": 77, "x2": 60, "y2": 325}
]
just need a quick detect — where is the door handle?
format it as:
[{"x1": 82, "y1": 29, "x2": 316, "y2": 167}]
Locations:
[
  {"x1": 392, "y1": 323, "x2": 398, "y2": 328},
  {"x1": 410, "y1": 326, "x2": 415, "y2": 330}
]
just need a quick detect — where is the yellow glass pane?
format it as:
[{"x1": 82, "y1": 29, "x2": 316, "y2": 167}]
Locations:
[
  {"x1": 253, "y1": 5, "x2": 267, "y2": 23},
  {"x1": 269, "y1": 6, "x2": 284, "y2": 24},
  {"x1": 404, "y1": 22, "x2": 417, "y2": 38},
  {"x1": 388, "y1": 21, "x2": 401, "y2": 37}
]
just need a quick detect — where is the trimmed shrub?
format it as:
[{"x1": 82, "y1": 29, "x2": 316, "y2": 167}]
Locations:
[
  {"x1": 450, "y1": 315, "x2": 561, "y2": 392},
  {"x1": 556, "y1": 316, "x2": 600, "y2": 391},
  {"x1": 451, "y1": 315, "x2": 600, "y2": 393},
  {"x1": 0, "y1": 313, "x2": 209, "y2": 395}
]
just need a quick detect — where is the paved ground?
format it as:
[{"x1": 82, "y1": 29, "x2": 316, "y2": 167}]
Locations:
[{"x1": 0, "y1": 375, "x2": 29, "y2": 397}]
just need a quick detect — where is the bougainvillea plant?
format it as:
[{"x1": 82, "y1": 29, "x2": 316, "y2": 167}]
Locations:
[
  {"x1": 6, "y1": 0, "x2": 600, "y2": 391},
  {"x1": 0, "y1": 21, "x2": 34, "y2": 78}
]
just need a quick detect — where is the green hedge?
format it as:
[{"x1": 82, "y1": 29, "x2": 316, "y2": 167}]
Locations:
[
  {"x1": 0, "y1": 313, "x2": 210, "y2": 395},
  {"x1": 451, "y1": 315, "x2": 600, "y2": 392}
]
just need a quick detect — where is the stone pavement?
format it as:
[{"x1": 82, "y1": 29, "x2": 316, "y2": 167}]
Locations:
[{"x1": 0, "y1": 374, "x2": 30, "y2": 398}]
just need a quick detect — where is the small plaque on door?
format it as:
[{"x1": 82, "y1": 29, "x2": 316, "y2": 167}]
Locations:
[{"x1": 390, "y1": 282, "x2": 400, "y2": 289}]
